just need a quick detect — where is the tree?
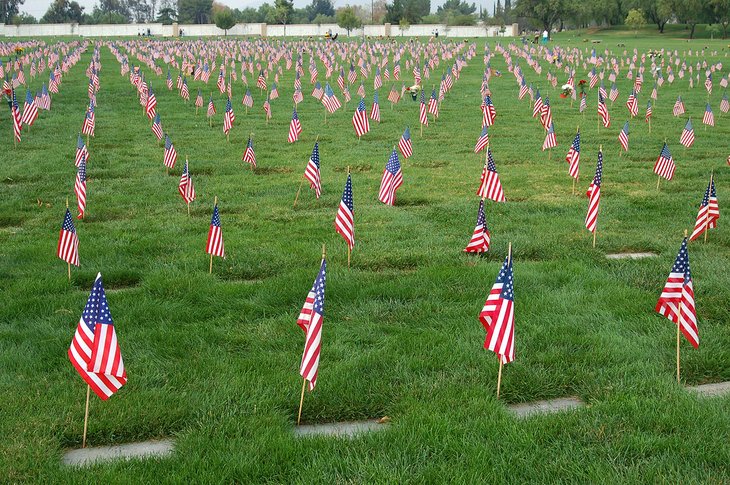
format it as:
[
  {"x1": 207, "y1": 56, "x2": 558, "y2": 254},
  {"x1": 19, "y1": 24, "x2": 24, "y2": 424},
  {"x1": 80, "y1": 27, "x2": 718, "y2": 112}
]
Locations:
[
  {"x1": 670, "y1": 0, "x2": 710, "y2": 39},
  {"x1": 11, "y1": 11, "x2": 35, "y2": 24},
  {"x1": 273, "y1": 0, "x2": 293, "y2": 27},
  {"x1": 436, "y1": 0, "x2": 476, "y2": 24},
  {"x1": 214, "y1": 7, "x2": 235, "y2": 35},
  {"x1": 41, "y1": 0, "x2": 85, "y2": 23},
  {"x1": 513, "y1": 0, "x2": 565, "y2": 37},
  {"x1": 1, "y1": 0, "x2": 24, "y2": 24},
  {"x1": 631, "y1": 0, "x2": 672, "y2": 33},
  {"x1": 710, "y1": 0, "x2": 730, "y2": 38},
  {"x1": 128, "y1": 0, "x2": 153, "y2": 22},
  {"x1": 385, "y1": 0, "x2": 430, "y2": 24},
  {"x1": 625, "y1": 8, "x2": 646, "y2": 36},
  {"x1": 307, "y1": 0, "x2": 334, "y2": 21},
  {"x1": 312, "y1": 13, "x2": 334, "y2": 24},
  {"x1": 337, "y1": 6, "x2": 362, "y2": 35},
  {"x1": 156, "y1": 0, "x2": 177, "y2": 23},
  {"x1": 178, "y1": 0, "x2": 212, "y2": 23}
]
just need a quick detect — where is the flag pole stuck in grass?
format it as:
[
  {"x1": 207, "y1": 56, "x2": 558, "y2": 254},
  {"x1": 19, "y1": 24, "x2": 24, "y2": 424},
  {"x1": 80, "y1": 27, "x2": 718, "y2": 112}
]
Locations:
[
  {"x1": 206, "y1": 197, "x2": 225, "y2": 273},
  {"x1": 296, "y1": 244, "x2": 327, "y2": 425}
]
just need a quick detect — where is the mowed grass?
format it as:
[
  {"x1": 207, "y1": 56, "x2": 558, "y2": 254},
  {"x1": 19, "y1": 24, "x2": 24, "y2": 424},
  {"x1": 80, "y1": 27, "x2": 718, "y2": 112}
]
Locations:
[{"x1": 1, "y1": 33, "x2": 729, "y2": 482}]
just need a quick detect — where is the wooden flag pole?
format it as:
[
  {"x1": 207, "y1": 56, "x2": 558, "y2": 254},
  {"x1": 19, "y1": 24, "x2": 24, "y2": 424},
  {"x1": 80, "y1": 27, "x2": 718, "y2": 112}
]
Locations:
[
  {"x1": 656, "y1": 175, "x2": 661, "y2": 191},
  {"x1": 293, "y1": 177, "x2": 304, "y2": 207},
  {"x1": 676, "y1": 301, "x2": 682, "y2": 384},
  {"x1": 297, "y1": 377, "x2": 307, "y2": 425},
  {"x1": 572, "y1": 177, "x2": 576, "y2": 196},
  {"x1": 648, "y1": 117, "x2": 652, "y2": 133},
  {"x1": 548, "y1": 147, "x2": 552, "y2": 160},
  {"x1": 82, "y1": 384, "x2": 91, "y2": 448}
]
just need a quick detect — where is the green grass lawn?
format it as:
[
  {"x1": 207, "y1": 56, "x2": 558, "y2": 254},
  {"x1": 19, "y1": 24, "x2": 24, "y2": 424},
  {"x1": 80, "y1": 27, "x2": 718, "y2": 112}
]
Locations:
[{"x1": 1, "y1": 32, "x2": 729, "y2": 482}]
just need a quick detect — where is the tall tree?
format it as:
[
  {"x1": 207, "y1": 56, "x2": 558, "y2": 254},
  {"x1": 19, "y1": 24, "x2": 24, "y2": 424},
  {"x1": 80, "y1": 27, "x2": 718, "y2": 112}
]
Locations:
[
  {"x1": 1, "y1": 0, "x2": 25, "y2": 24},
  {"x1": 41, "y1": 0, "x2": 85, "y2": 23},
  {"x1": 307, "y1": 0, "x2": 334, "y2": 21},
  {"x1": 213, "y1": 7, "x2": 235, "y2": 35},
  {"x1": 670, "y1": 0, "x2": 710, "y2": 39},
  {"x1": 514, "y1": 0, "x2": 565, "y2": 36},
  {"x1": 385, "y1": 0, "x2": 429, "y2": 24},
  {"x1": 710, "y1": 0, "x2": 730, "y2": 38},
  {"x1": 273, "y1": 0, "x2": 293, "y2": 34},
  {"x1": 178, "y1": 0, "x2": 212, "y2": 23},
  {"x1": 156, "y1": 0, "x2": 177, "y2": 22}
]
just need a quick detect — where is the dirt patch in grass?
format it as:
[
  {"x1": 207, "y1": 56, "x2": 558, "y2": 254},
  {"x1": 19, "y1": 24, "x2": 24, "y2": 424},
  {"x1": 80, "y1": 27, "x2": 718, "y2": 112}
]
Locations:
[
  {"x1": 0, "y1": 214, "x2": 23, "y2": 228},
  {"x1": 334, "y1": 164, "x2": 372, "y2": 173},
  {"x1": 72, "y1": 270, "x2": 142, "y2": 291},
  {"x1": 410, "y1": 160, "x2": 449, "y2": 169},
  {"x1": 396, "y1": 197, "x2": 430, "y2": 206}
]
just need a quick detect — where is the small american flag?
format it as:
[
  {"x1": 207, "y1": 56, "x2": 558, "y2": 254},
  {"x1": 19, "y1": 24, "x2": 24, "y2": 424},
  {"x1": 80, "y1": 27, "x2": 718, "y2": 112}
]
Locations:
[
  {"x1": 311, "y1": 81, "x2": 324, "y2": 100},
  {"x1": 565, "y1": 130, "x2": 580, "y2": 179},
  {"x1": 68, "y1": 273, "x2": 127, "y2": 400},
  {"x1": 224, "y1": 97, "x2": 235, "y2": 134},
  {"x1": 263, "y1": 96, "x2": 271, "y2": 120},
  {"x1": 304, "y1": 142, "x2": 321, "y2": 199},
  {"x1": 81, "y1": 102, "x2": 95, "y2": 136},
  {"x1": 352, "y1": 98, "x2": 370, "y2": 137},
  {"x1": 655, "y1": 237, "x2": 698, "y2": 348},
  {"x1": 645, "y1": 101, "x2": 653, "y2": 122},
  {"x1": 598, "y1": 93, "x2": 610, "y2": 128},
  {"x1": 57, "y1": 208, "x2": 79, "y2": 267},
  {"x1": 680, "y1": 119, "x2": 695, "y2": 148},
  {"x1": 288, "y1": 108, "x2": 302, "y2": 143},
  {"x1": 243, "y1": 136, "x2": 256, "y2": 167},
  {"x1": 618, "y1": 121, "x2": 629, "y2": 152},
  {"x1": 428, "y1": 88, "x2": 439, "y2": 117},
  {"x1": 297, "y1": 257, "x2": 326, "y2": 391},
  {"x1": 207, "y1": 95, "x2": 216, "y2": 117},
  {"x1": 689, "y1": 175, "x2": 719, "y2": 241},
  {"x1": 164, "y1": 135, "x2": 178, "y2": 169},
  {"x1": 21, "y1": 88, "x2": 38, "y2": 127},
  {"x1": 673, "y1": 96, "x2": 685, "y2": 116},
  {"x1": 654, "y1": 143, "x2": 676, "y2": 181},
  {"x1": 370, "y1": 91, "x2": 381, "y2": 122},
  {"x1": 75, "y1": 156, "x2": 87, "y2": 219},
  {"x1": 194, "y1": 88, "x2": 203, "y2": 109},
  {"x1": 335, "y1": 173, "x2": 354, "y2": 250},
  {"x1": 151, "y1": 112, "x2": 163, "y2": 140},
  {"x1": 322, "y1": 83, "x2": 341, "y2": 113},
  {"x1": 178, "y1": 159, "x2": 196, "y2": 205},
  {"x1": 585, "y1": 150, "x2": 603, "y2": 233},
  {"x1": 540, "y1": 96, "x2": 552, "y2": 129},
  {"x1": 374, "y1": 66, "x2": 382, "y2": 89},
  {"x1": 205, "y1": 202, "x2": 225, "y2": 258},
  {"x1": 398, "y1": 127, "x2": 413, "y2": 158},
  {"x1": 532, "y1": 89, "x2": 543, "y2": 118},
  {"x1": 146, "y1": 87, "x2": 157, "y2": 118},
  {"x1": 720, "y1": 92, "x2": 729, "y2": 113},
  {"x1": 419, "y1": 90, "x2": 429, "y2": 126},
  {"x1": 626, "y1": 89, "x2": 638, "y2": 117},
  {"x1": 542, "y1": 122, "x2": 557, "y2": 151},
  {"x1": 702, "y1": 103, "x2": 714, "y2": 127},
  {"x1": 243, "y1": 89, "x2": 253, "y2": 108},
  {"x1": 180, "y1": 78, "x2": 190, "y2": 101},
  {"x1": 464, "y1": 199, "x2": 490, "y2": 253},
  {"x1": 9, "y1": 88, "x2": 21, "y2": 142},
  {"x1": 378, "y1": 149, "x2": 403, "y2": 206},
  {"x1": 479, "y1": 253, "x2": 515, "y2": 364},
  {"x1": 257, "y1": 70, "x2": 266, "y2": 90},
  {"x1": 609, "y1": 82, "x2": 618, "y2": 102},
  {"x1": 482, "y1": 95, "x2": 496, "y2": 127},
  {"x1": 75, "y1": 134, "x2": 89, "y2": 167},
  {"x1": 474, "y1": 126, "x2": 489, "y2": 154},
  {"x1": 477, "y1": 148, "x2": 506, "y2": 202}
]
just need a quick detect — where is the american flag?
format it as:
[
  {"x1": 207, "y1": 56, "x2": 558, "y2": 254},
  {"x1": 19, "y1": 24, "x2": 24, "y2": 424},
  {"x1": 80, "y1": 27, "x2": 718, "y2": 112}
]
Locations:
[
  {"x1": 589, "y1": 67, "x2": 598, "y2": 88},
  {"x1": 335, "y1": 173, "x2": 355, "y2": 250},
  {"x1": 609, "y1": 82, "x2": 619, "y2": 102},
  {"x1": 242, "y1": 136, "x2": 256, "y2": 167},
  {"x1": 49, "y1": 71, "x2": 59, "y2": 93},
  {"x1": 474, "y1": 126, "x2": 489, "y2": 153},
  {"x1": 370, "y1": 91, "x2": 381, "y2": 122},
  {"x1": 75, "y1": 134, "x2": 89, "y2": 167},
  {"x1": 288, "y1": 108, "x2": 302, "y2": 143},
  {"x1": 166, "y1": 69, "x2": 172, "y2": 90},
  {"x1": 598, "y1": 93, "x2": 610, "y2": 128},
  {"x1": 654, "y1": 143, "x2": 676, "y2": 181},
  {"x1": 673, "y1": 96, "x2": 685, "y2": 116},
  {"x1": 419, "y1": 90, "x2": 429, "y2": 126},
  {"x1": 151, "y1": 113, "x2": 163, "y2": 140},
  {"x1": 702, "y1": 103, "x2": 714, "y2": 127},
  {"x1": 542, "y1": 122, "x2": 557, "y2": 151},
  {"x1": 337, "y1": 68, "x2": 345, "y2": 91},
  {"x1": 565, "y1": 130, "x2": 580, "y2": 179},
  {"x1": 479, "y1": 253, "x2": 515, "y2": 364},
  {"x1": 322, "y1": 83, "x2": 341, "y2": 113},
  {"x1": 263, "y1": 96, "x2": 271, "y2": 120},
  {"x1": 297, "y1": 257, "x2": 326, "y2": 391},
  {"x1": 145, "y1": 87, "x2": 157, "y2": 119},
  {"x1": 217, "y1": 69, "x2": 225, "y2": 93},
  {"x1": 428, "y1": 88, "x2": 439, "y2": 117},
  {"x1": 164, "y1": 135, "x2": 178, "y2": 169},
  {"x1": 304, "y1": 142, "x2": 321, "y2": 199},
  {"x1": 352, "y1": 98, "x2": 370, "y2": 137},
  {"x1": 618, "y1": 121, "x2": 629, "y2": 151},
  {"x1": 680, "y1": 119, "x2": 695, "y2": 148},
  {"x1": 399, "y1": 126, "x2": 413, "y2": 158},
  {"x1": 81, "y1": 102, "x2": 95, "y2": 136},
  {"x1": 393, "y1": 62, "x2": 400, "y2": 80},
  {"x1": 294, "y1": 70, "x2": 302, "y2": 91},
  {"x1": 68, "y1": 273, "x2": 127, "y2": 400},
  {"x1": 57, "y1": 208, "x2": 79, "y2": 267},
  {"x1": 206, "y1": 95, "x2": 216, "y2": 117},
  {"x1": 518, "y1": 78, "x2": 528, "y2": 100},
  {"x1": 348, "y1": 64, "x2": 357, "y2": 84},
  {"x1": 650, "y1": 83, "x2": 658, "y2": 101},
  {"x1": 705, "y1": 74, "x2": 713, "y2": 94},
  {"x1": 482, "y1": 95, "x2": 496, "y2": 127},
  {"x1": 180, "y1": 78, "x2": 190, "y2": 101},
  {"x1": 257, "y1": 70, "x2": 267, "y2": 90},
  {"x1": 224, "y1": 97, "x2": 235, "y2": 134},
  {"x1": 532, "y1": 89, "x2": 543, "y2": 118},
  {"x1": 293, "y1": 87, "x2": 304, "y2": 105},
  {"x1": 312, "y1": 81, "x2": 324, "y2": 100},
  {"x1": 655, "y1": 237, "x2": 698, "y2": 348},
  {"x1": 539, "y1": 96, "x2": 552, "y2": 129},
  {"x1": 21, "y1": 89, "x2": 38, "y2": 126},
  {"x1": 243, "y1": 89, "x2": 253, "y2": 108},
  {"x1": 10, "y1": 88, "x2": 22, "y2": 141},
  {"x1": 357, "y1": 81, "x2": 366, "y2": 99},
  {"x1": 689, "y1": 176, "x2": 719, "y2": 241},
  {"x1": 464, "y1": 199, "x2": 490, "y2": 253},
  {"x1": 413, "y1": 63, "x2": 421, "y2": 85},
  {"x1": 477, "y1": 148, "x2": 506, "y2": 202},
  {"x1": 626, "y1": 89, "x2": 638, "y2": 117},
  {"x1": 374, "y1": 66, "x2": 382, "y2": 89},
  {"x1": 39, "y1": 83, "x2": 51, "y2": 110},
  {"x1": 75, "y1": 156, "x2": 87, "y2": 219},
  {"x1": 206, "y1": 202, "x2": 225, "y2": 257},
  {"x1": 378, "y1": 149, "x2": 403, "y2": 206},
  {"x1": 645, "y1": 101, "x2": 653, "y2": 121},
  {"x1": 585, "y1": 150, "x2": 602, "y2": 233},
  {"x1": 194, "y1": 88, "x2": 203, "y2": 109},
  {"x1": 178, "y1": 159, "x2": 196, "y2": 205},
  {"x1": 721, "y1": 92, "x2": 729, "y2": 113}
]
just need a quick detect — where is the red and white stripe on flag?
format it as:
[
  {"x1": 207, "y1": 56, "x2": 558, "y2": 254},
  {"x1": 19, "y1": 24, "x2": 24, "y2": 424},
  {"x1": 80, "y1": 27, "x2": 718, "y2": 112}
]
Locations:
[{"x1": 479, "y1": 255, "x2": 515, "y2": 364}]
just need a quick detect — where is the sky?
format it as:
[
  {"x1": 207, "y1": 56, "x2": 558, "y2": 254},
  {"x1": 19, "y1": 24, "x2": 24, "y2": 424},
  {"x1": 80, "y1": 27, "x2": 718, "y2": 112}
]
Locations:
[{"x1": 21, "y1": 0, "x2": 499, "y2": 19}]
